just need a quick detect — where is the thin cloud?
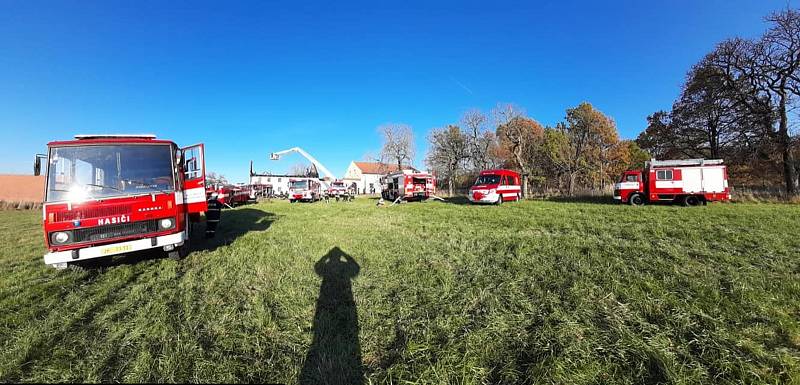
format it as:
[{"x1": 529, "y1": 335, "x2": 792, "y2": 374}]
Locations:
[{"x1": 449, "y1": 76, "x2": 474, "y2": 95}]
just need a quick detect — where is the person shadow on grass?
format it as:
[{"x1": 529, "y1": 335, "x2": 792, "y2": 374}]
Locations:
[{"x1": 299, "y1": 247, "x2": 363, "y2": 385}]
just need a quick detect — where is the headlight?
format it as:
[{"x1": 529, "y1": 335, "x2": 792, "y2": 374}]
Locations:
[
  {"x1": 159, "y1": 218, "x2": 174, "y2": 230},
  {"x1": 51, "y1": 231, "x2": 71, "y2": 245}
]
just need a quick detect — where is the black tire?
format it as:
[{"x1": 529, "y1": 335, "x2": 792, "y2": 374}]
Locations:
[
  {"x1": 496, "y1": 194, "x2": 503, "y2": 205},
  {"x1": 629, "y1": 194, "x2": 644, "y2": 206},
  {"x1": 683, "y1": 195, "x2": 700, "y2": 207},
  {"x1": 516, "y1": 193, "x2": 522, "y2": 202},
  {"x1": 167, "y1": 249, "x2": 181, "y2": 260},
  {"x1": 171, "y1": 220, "x2": 192, "y2": 260},
  {"x1": 168, "y1": 241, "x2": 190, "y2": 260}
]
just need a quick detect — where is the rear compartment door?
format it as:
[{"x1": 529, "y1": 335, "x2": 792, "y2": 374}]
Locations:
[
  {"x1": 682, "y1": 167, "x2": 703, "y2": 193},
  {"x1": 702, "y1": 167, "x2": 725, "y2": 192},
  {"x1": 181, "y1": 144, "x2": 208, "y2": 213}
]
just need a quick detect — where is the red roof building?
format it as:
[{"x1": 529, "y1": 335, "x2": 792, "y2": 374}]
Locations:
[{"x1": 343, "y1": 161, "x2": 419, "y2": 194}]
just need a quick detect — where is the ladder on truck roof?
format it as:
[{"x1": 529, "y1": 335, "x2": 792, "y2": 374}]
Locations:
[
  {"x1": 74, "y1": 134, "x2": 157, "y2": 140},
  {"x1": 648, "y1": 159, "x2": 724, "y2": 167}
]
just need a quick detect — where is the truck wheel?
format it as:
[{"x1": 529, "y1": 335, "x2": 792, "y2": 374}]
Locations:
[
  {"x1": 168, "y1": 243, "x2": 190, "y2": 261},
  {"x1": 496, "y1": 194, "x2": 503, "y2": 205},
  {"x1": 629, "y1": 194, "x2": 644, "y2": 206},
  {"x1": 683, "y1": 195, "x2": 700, "y2": 207},
  {"x1": 167, "y1": 249, "x2": 181, "y2": 260}
]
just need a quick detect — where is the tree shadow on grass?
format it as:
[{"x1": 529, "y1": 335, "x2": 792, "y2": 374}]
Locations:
[
  {"x1": 441, "y1": 196, "x2": 472, "y2": 205},
  {"x1": 300, "y1": 247, "x2": 363, "y2": 385},
  {"x1": 106, "y1": 208, "x2": 277, "y2": 267}
]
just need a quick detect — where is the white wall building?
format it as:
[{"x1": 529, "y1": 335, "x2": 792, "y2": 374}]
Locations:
[
  {"x1": 250, "y1": 174, "x2": 318, "y2": 194},
  {"x1": 342, "y1": 161, "x2": 418, "y2": 194}
]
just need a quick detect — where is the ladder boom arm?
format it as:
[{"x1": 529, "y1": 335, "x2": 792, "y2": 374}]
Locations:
[{"x1": 269, "y1": 147, "x2": 337, "y2": 182}]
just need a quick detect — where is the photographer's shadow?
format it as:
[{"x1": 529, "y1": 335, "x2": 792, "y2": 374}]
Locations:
[{"x1": 300, "y1": 247, "x2": 363, "y2": 385}]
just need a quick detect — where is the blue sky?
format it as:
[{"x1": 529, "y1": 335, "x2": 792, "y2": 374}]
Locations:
[{"x1": 0, "y1": 0, "x2": 789, "y2": 182}]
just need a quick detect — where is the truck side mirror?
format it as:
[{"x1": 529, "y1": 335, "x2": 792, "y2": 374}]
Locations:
[{"x1": 33, "y1": 154, "x2": 46, "y2": 176}]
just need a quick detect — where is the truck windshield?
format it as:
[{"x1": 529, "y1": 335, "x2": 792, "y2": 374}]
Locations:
[
  {"x1": 290, "y1": 180, "x2": 308, "y2": 189},
  {"x1": 621, "y1": 174, "x2": 638, "y2": 183},
  {"x1": 475, "y1": 175, "x2": 501, "y2": 185},
  {"x1": 46, "y1": 144, "x2": 174, "y2": 202}
]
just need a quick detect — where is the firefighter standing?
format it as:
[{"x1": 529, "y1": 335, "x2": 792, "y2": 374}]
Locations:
[{"x1": 205, "y1": 196, "x2": 222, "y2": 238}]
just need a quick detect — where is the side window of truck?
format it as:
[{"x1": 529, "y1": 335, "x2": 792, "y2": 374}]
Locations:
[
  {"x1": 626, "y1": 175, "x2": 638, "y2": 182},
  {"x1": 183, "y1": 147, "x2": 203, "y2": 180},
  {"x1": 656, "y1": 170, "x2": 673, "y2": 180}
]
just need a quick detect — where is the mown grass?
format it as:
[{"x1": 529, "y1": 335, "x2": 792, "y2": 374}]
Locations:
[{"x1": 0, "y1": 198, "x2": 798, "y2": 384}]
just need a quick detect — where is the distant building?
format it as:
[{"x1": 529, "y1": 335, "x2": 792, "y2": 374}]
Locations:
[
  {"x1": 249, "y1": 161, "x2": 320, "y2": 195},
  {"x1": 342, "y1": 162, "x2": 419, "y2": 194},
  {"x1": 249, "y1": 173, "x2": 317, "y2": 195}
]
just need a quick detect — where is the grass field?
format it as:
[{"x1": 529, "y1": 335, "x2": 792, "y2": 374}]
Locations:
[{"x1": 0, "y1": 198, "x2": 798, "y2": 384}]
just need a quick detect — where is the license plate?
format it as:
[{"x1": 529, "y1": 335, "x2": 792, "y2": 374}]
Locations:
[{"x1": 100, "y1": 244, "x2": 133, "y2": 255}]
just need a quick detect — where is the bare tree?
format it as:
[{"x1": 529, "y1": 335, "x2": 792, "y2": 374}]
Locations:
[
  {"x1": 379, "y1": 123, "x2": 415, "y2": 171},
  {"x1": 288, "y1": 163, "x2": 309, "y2": 176},
  {"x1": 206, "y1": 172, "x2": 228, "y2": 186},
  {"x1": 426, "y1": 125, "x2": 470, "y2": 196},
  {"x1": 492, "y1": 103, "x2": 525, "y2": 127},
  {"x1": 461, "y1": 109, "x2": 492, "y2": 170}
]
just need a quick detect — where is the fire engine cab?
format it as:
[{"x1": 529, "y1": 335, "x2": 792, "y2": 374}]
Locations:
[
  {"x1": 288, "y1": 178, "x2": 321, "y2": 202},
  {"x1": 327, "y1": 180, "x2": 348, "y2": 198},
  {"x1": 468, "y1": 169, "x2": 522, "y2": 204},
  {"x1": 614, "y1": 159, "x2": 731, "y2": 206},
  {"x1": 380, "y1": 171, "x2": 436, "y2": 201},
  {"x1": 35, "y1": 134, "x2": 208, "y2": 269}
]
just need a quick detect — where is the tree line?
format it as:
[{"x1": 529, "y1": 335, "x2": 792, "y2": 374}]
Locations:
[
  {"x1": 637, "y1": 8, "x2": 800, "y2": 196},
  {"x1": 379, "y1": 102, "x2": 649, "y2": 197}
]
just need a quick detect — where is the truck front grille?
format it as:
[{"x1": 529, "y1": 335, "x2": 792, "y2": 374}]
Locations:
[
  {"x1": 54, "y1": 205, "x2": 132, "y2": 222},
  {"x1": 72, "y1": 219, "x2": 160, "y2": 243}
]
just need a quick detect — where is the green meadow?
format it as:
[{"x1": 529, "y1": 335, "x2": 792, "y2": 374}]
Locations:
[{"x1": 0, "y1": 198, "x2": 798, "y2": 384}]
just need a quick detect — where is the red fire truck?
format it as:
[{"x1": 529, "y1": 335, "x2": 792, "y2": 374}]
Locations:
[
  {"x1": 327, "y1": 180, "x2": 348, "y2": 198},
  {"x1": 468, "y1": 169, "x2": 522, "y2": 204},
  {"x1": 380, "y1": 171, "x2": 436, "y2": 201},
  {"x1": 35, "y1": 134, "x2": 208, "y2": 269},
  {"x1": 614, "y1": 159, "x2": 731, "y2": 206},
  {"x1": 288, "y1": 178, "x2": 321, "y2": 202},
  {"x1": 206, "y1": 183, "x2": 253, "y2": 207}
]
